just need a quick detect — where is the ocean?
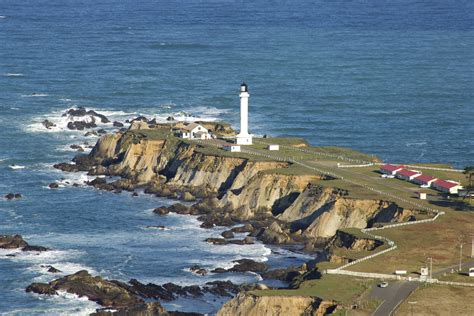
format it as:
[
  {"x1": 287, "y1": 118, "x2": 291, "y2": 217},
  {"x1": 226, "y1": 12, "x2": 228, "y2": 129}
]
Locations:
[{"x1": 0, "y1": 0, "x2": 473, "y2": 314}]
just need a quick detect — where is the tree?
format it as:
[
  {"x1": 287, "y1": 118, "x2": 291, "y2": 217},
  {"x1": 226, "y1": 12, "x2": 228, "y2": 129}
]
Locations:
[{"x1": 463, "y1": 166, "x2": 474, "y2": 199}]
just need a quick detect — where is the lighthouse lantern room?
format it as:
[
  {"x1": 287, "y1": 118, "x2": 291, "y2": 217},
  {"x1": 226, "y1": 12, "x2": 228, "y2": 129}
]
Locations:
[{"x1": 235, "y1": 82, "x2": 253, "y2": 145}]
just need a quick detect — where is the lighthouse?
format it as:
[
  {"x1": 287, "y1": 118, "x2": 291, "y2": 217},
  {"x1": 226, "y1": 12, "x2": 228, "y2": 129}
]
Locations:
[{"x1": 236, "y1": 82, "x2": 253, "y2": 145}]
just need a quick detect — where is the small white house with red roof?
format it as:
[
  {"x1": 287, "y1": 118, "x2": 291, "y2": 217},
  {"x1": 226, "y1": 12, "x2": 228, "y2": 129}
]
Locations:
[
  {"x1": 396, "y1": 169, "x2": 422, "y2": 181},
  {"x1": 380, "y1": 164, "x2": 403, "y2": 175},
  {"x1": 412, "y1": 174, "x2": 438, "y2": 186},
  {"x1": 432, "y1": 179, "x2": 463, "y2": 194}
]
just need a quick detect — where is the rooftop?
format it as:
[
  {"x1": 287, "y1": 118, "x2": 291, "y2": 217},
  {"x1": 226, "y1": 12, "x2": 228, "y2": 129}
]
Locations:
[
  {"x1": 380, "y1": 164, "x2": 403, "y2": 172},
  {"x1": 414, "y1": 174, "x2": 437, "y2": 182},
  {"x1": 433, "y1": 179, "x2": 461, "y2": 189},
  {"x1": 397, "y1": 169, "x2": 420, "y2": 177}
]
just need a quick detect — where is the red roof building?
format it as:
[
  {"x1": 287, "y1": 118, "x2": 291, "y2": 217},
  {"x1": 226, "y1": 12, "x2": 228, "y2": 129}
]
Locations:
[
  {"x1": 380, "y1": 164, "x2": 403, "y2": 175},
  {"x1": 396, "y1": 169, "x2": 422, "y2": 181},
  {"x1": 412, "y1": 174, "x2": 438, "y2": 186},
  {"x1": 432, "y1": 179, "x2": 463, "y2": 194}
]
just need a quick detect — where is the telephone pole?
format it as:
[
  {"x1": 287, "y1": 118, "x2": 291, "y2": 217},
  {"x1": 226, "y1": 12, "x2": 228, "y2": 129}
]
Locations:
[
  {"x1": 471, "y1": 234, "x2": 474, "y2": 258},
  {"x1": 459, "y1": 243, "x2": 463, "y2": 271},
  {"x1": 428, "y1": 257, "x2": 433, "y2": 279}
]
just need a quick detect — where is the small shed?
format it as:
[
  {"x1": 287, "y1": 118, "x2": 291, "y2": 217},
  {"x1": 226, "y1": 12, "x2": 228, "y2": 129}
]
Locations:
[
  {"x1": 223, "y1": 145, "x2": 241, "y2": 152},
  {"x1": 267, "y1": 144, "x2": 280, "y2": 151},
  {"x1": 418, "y1": 192, "x2": 427, "y2": 200}
]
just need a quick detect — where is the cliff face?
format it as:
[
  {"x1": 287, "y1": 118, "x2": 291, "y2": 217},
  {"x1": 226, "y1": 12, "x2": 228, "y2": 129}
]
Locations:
[
  {"x1": 217, "y1": 293, "x2": 337, "y2": 316},
  {"x1": 276, "y1": 184, "x2": 413, "y2": 239},
  {"x1": 218, "y1": 174, "x2": 319, "y2": 220},
  {"x1": 86, "y1": 131, "x2": 414, "y2": 240}
]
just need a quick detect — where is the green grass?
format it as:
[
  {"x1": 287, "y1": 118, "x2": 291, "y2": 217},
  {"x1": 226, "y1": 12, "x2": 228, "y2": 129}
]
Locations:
[
  {"x1": 257, "y1": 137, "x2": 309, "y2": 147},
  {"x1": 252, "y1": 275, "x2": 376, "y2": 305},
  {"x1": 129, "y1": 128, "x2": 173, "y2": 140},
  {"x1": 262, "y1": 164, "x2": 320, "y2": 176}
]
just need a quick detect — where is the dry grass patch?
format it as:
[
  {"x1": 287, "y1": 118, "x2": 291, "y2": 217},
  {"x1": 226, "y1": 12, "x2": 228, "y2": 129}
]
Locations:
[
  {"x1": 396, "y1": 284, "x2": 474, "y2": 315},
  {"x1": 347, "y1": 211, "x2": 474, "y2": 274}
]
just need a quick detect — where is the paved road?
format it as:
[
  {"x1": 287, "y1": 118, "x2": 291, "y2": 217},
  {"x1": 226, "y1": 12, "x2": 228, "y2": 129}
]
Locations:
[{"x1": 370, "y1": 281, "x2": 419, "y2": 316}]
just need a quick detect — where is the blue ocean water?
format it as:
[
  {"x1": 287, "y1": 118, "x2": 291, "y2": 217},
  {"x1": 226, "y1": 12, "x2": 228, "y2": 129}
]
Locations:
[{"x1": 0, "y1": 0, "x2": 473, "y2": 314}]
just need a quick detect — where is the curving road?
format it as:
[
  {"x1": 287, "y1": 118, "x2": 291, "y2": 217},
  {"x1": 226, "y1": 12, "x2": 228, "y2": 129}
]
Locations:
[{"x1": 370, "y1": 281, "x2": 419, "y2": 316}]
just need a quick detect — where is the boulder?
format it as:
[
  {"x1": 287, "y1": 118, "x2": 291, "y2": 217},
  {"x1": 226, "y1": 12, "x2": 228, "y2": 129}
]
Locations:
[
  {"x1": 228, "y1": 259, "x2": 268, "y2": 273},
  {"x1": 41, "y1": 265, "x2": 61, "y2": 273},
  {"x1": 221, "y1": 230, "x2": 234, "y2": 239},
  {"x1": 205, "y1": 238, "x2": 228, "y2": 245},
  {"x1": 41, "y1": 120, "x2": 56, "y2": 129},
  {"x1": 182, "y1": 192, "x2": 196, "y2": 202},
  {"x1": 0, "y1": 235, "x2": 28, "y2": 249},
  {"x1": 49, "y1": 183, "x2": 59, "y2": 189},
  {"x1": 23, "y1": 245, "x2": 50, "y2": 252},
  {"x1": 231, "y1": 224, "x2": 254, "y2": 233},
  {"x1": 153, "y1": 207, "x2": 169, "y2": 216},
  {"x1": 128, "y1": 279, "x2": 174, "y2": 301},
  {"x1": 113, "y1": 121, "x2": 124, "y2": 127},
  {"x1": 189, "y1": 265, "x2": 207, "y2": 276},
  {"x1": 70, "y1": 144, "x2": 84, "y2": 152},
  {"x1": 26, "y1": 270, "x2": 143, "y2": 308},
  {"x1": 5, "y1": 193, "x2": 22, "y2": 200}
]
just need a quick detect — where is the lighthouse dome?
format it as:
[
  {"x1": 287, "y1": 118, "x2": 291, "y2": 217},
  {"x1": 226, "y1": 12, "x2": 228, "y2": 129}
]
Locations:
[{"x1": 240, "y1": 82, "x2": 248, "y2": 92}]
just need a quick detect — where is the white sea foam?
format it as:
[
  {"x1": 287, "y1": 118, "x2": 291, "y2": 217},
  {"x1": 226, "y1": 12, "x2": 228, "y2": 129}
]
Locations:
[
  {"x1": 3, "y1": 73, "x2": 24, "y2": 77},
  {"x1": 0, "y1": 15, "x2": 6, "y2": 19},
  {"x1": 21, "y1": 93, "x2": 49, "y2": 97},
  {"x1": 27, "y1": 262, "x2": 98, "y2": 283},
  {"x1": 23, "y1": 290, "x2": 99, "y2": 316},
  {"x1": 162, "y1": 293, "x2": 229, "y2": 315},
  {"x1": 9, "y1": 164, "x2": 25, "y2": 170}
]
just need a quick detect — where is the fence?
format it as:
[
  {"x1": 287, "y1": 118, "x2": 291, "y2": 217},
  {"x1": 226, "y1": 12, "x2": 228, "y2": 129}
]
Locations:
[
  {"x1": 192, "y1": 138, "x2": 446, "y2": 277},
  {"x1": 326, "y1": 269, "x2": 406, "y2": 280},
  {"x1": 337, "y1": 163, "x2": 374, "y2": 168}
]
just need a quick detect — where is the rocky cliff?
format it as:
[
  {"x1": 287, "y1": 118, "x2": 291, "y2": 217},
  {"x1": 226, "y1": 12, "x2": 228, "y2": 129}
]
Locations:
[
  {"x1": 77, "y1": 129, "x2": 415, "y2": 242},
  {"x1": 217, "y1": 292, "x2": 338, "y2": 316}
]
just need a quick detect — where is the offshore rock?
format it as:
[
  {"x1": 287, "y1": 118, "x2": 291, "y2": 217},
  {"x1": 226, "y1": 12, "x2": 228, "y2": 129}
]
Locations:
[
  {"x1": 0, "y1": 235, "x2": 49, "y2": 252},
  {"x1": 26, "y1": 270, "x2": 144, "y2": 308}
]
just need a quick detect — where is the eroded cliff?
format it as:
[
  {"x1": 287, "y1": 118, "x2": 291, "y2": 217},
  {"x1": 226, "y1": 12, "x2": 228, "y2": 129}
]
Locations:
[
  {"x1": 80, "y1": 129, "x2": 415, "y2": 243},
  {"x1": 217, "y1": 292, "x2": 338, "y2": 316}
]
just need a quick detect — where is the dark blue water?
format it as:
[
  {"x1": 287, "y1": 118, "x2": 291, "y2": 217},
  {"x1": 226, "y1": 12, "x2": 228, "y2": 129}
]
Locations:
[{"x1": 0, "y1": 0, "x2": 473, "y2": 314}]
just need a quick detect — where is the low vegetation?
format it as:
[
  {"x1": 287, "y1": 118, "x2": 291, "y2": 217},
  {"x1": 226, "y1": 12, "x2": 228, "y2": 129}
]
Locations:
[{"x1": 396, "y1": 284, "x2": 474, "y2": 315}]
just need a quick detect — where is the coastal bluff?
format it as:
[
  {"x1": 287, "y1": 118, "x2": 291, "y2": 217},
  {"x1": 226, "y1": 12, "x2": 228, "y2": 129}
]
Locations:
[{"x1": 56, "y1": 124, "x2": 415, "y2": 246}]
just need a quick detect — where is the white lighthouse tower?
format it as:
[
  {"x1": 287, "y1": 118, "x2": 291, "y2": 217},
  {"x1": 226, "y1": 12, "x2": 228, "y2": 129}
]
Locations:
[{"x1": 235, "y1": 82, "x2": 253, "y2": 145}]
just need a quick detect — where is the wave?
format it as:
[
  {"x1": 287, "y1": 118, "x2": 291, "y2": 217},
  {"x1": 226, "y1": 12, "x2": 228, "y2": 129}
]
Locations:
[
  {"x1": 25, "y1": 104, "x2": 229, "y2": 135},
  {"x1": 406, "y1": 141, "x2": 427, "y2": 147},
  {"x1": 9, "y1": 164, "x2": 25, "y2": 170},
  {"x1": 3, "y1": 73, "x2": 24, "y2": 77},
  {"x1": 21, "y1": 290, "x2": 99, "y2": 316},
  {"x1": 21, "y1": 93, "x2": 49, "y2": 97}
]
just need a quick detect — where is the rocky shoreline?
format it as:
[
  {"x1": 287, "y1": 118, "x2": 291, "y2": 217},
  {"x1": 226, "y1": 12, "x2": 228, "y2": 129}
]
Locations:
[{"x1": 16, "y1": 107, "x2": 420, "y2": 315}]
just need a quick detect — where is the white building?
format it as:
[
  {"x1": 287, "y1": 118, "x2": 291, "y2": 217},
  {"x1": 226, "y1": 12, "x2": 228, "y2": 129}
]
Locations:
[
  {"x1": 380, "y1": 164, "x2": 404, "y2": 175},
  {"x1": 268, "y1": 144, "x2": 280, "y2": 151},
  {"x1": 177, "y1": 123, "x2": 211, "y2": 140},
  {"x1": 432, "y1": 179, "x2": 463, "y2": 195},
  {"x1": 235, "y1": 83, "x2": 253, "y2": 145},
  {"x1": 396, "y1": 169, "x2": 422, "y2": 181},
  {"x1": 223, "y1": 144, "x2": 241, "y2": 152}
]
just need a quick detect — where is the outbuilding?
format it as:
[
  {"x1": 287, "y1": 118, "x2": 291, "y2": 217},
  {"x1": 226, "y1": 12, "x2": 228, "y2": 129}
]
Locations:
[
  {"x1": 418, "y1": 192, "x2": 427, "y2": 200},
  {"x1": 432, "y1": 179, "x2": 463, "y2": 194},
  {"x1": 396, "y1": 169, "x2": 422, "y2": 181},
  {"x1": 176, "y1": 123, "x2": 211, "y2": 140},
  {"x1": 412, "y1": 174, "x2": 438, "y2": 186},
  {"x1": 380, "y1": 164, "x2": 403, "y2": 175},
  {"x1": 223, "y1": 145, "x2": 241, "y2": 152}
]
